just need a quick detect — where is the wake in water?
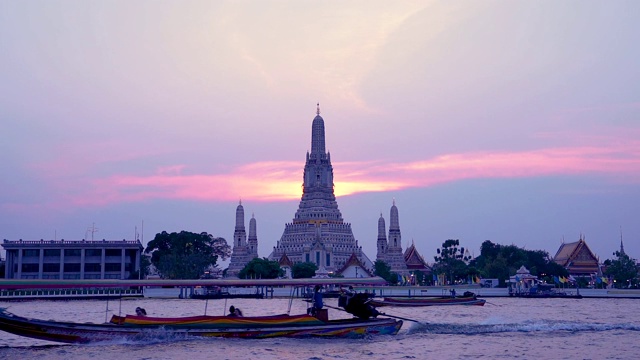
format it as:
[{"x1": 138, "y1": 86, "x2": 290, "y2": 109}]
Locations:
[{"x1": 406, "y1": 320, "x2": 640, "y2": 335}]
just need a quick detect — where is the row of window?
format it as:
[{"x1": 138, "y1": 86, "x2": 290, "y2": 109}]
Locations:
[
  {"x1": 21, "y1": 249, "x2": 133, "y2": 257},
  {"x1": 20, "y1": 263, "x2": 130, "y2": 273}
]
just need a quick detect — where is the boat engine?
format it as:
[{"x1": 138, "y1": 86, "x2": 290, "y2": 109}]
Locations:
[{"x1": 339, "y1": 293, "x2": 380, "y2": 320}]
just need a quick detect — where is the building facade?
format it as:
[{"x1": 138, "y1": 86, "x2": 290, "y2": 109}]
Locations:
[
  {"x1": 2, "y1": 239, "x2": 143, "y2": 280},
  {"x1": 268, "y1": 105, "x2": 373, "y2": 273}
]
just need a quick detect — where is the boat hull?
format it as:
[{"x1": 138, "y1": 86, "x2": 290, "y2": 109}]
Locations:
[
  {"x1": 369, "y1": 296, "x2": 486, "y2": 307},
  {"x1": 0, "y1": 309, "x2": 402, "y2": 343}
]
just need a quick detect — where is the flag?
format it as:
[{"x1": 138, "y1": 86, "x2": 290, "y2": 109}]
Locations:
[
  {"x1": 554, "y1": 276, "x2": 560, "y2": 283},
  {"x1": 569, "y1": 275, "x2": 576, "y2": 282},
  {"x1": 602, "y1": 277, "x2": 608, "y2": 284},
  {"x1": 560, "y1": 276, "x2": 566, "y2": 283},
  {"x1": 474, "y1": 276, "x2": 481, "y2": 284},
  {"x1": 596, "y1": 277, "x2": 602, "y2": 284},
  {"x1": 515, "y1": 275, "x2": 521, "y2": 282}
]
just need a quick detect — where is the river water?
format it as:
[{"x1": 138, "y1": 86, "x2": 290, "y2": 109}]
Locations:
[{"x1": 1, "y1": 297, "x2": 639, "y2": 359}]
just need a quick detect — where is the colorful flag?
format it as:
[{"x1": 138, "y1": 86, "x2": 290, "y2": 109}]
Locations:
[{"x1": 554, "y1": 276, "x2": 560, "y2": 283}]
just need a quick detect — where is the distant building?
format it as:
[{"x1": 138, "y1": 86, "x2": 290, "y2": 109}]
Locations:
[
  {"x1": 553, "y1": 236, "x2": 600, "y2": 277},
  {"x1": 226, "y1": 201, "x2": 259, "y2": 277},
  {"x1": 278, "y1": 253, "x2": 293, "y2": 278},
  {"x1": 376, "y1": 200, "x2": 430, "y2": 276},
  {"x1": 2, "y1": 239, "x2": 143, "y2": 279},
  {"x1": 268, "y1": 105, "x2": 373, "y2": 273}
]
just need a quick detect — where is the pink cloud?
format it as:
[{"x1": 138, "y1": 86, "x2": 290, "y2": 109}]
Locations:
[{"x1": 63, "y1": 142, "x2": 640, "y2": 206}]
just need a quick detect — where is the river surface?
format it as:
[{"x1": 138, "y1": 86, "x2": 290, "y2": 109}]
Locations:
[{"x1": 1, "y1": 297, "x2": 639, "y2": 359}]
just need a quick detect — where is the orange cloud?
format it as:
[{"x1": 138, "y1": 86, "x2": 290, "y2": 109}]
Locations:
[{"x1": 69, "y1": 142, "x2": 640, "y2": 206}]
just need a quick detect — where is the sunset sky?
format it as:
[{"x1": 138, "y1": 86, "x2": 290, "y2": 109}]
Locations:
[{"x1": 1, "y1": 1, "x2": 639, "y2": 265}]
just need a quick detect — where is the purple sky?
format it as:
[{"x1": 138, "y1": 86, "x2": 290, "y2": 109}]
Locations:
[{"x1": 1, "y1": 1, "x2": 639, "y2": 266}]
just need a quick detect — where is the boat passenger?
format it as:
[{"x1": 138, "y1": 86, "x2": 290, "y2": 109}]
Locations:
[
  {"x1": 313, "y1": 285, "x2": 324, "y2": 310},
  {"x1": 228, "y1": 305, "x2": 243, "y2": 317},
  {"x1": 135, "y1": 307, "x2": 147, "y2": 316}
]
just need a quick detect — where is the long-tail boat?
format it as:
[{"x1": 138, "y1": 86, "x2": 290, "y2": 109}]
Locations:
[
  {"x1": 369, "y1": 294, "x2": 486, "y2": 307},
  {"x1": 0, "y1": 308, "x2": 402, "y2": 343},
  {"x1": 0, "y1": 277, "x2": 403, "y2": 343}
]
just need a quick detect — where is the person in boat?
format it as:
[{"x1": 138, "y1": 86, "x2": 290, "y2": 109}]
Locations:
[
  {"x1": 227, "y1": 305, "x2": 243, "y2": 317},
  {"x1": 450, "y1": 288, "x2": 456, "y2": 298},
  {"x1": 135, "y1": 307, "x2": 147, "y2": 316},
  {"x1": 307, "y1": 285, "x2": 324, "y2": 316},
  {"x1": 339, "y1": 291, "x2": 380, "y2": 320}
]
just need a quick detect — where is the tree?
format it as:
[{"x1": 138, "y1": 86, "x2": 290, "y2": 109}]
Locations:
[
  {"x1": 238, "y1": 257, "x2": 283, "y2": 279},
  {"x1": 433, "y1": 239, "x2": 471, "y2": 284},
  {"x1": 373, "y1": 260, "x2": 393, "y2": 283},
  {"x1": 605, "y1": 251, "x2": 638, "y2": 288},
  {"x1": 129, "y1": 254, "x2": 152, "y2": 280},
  {"x1": 292, "y1": 262, "x2": 318, "y2": 278},
  {"x1": 145, "y1": 231, "x2": 231, "y2": 279},
  {"x1": 470, "y1": 240, "x2": 569, "y2": 286}
]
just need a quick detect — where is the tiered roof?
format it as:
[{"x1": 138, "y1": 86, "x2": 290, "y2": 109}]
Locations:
[{"x1": 553, "y1": 238, "x2": 600, "y2": 276}]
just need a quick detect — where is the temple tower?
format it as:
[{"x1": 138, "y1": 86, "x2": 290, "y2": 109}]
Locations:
[
  {"x1": 376, "y1": 213, "x2": 387, "y2": 260},
  {"x1": 269, "y1": 105, "x2": 372, "y2": 273},
  {"x1": 227, "y1": 201, "x2": 250, "y2": 276},
  {"x1": 383, "y1": 199, "x2": 408, "y2": 274},
  {"x1": 248, "y1": 213, "x2": 258, "y2": 258}
]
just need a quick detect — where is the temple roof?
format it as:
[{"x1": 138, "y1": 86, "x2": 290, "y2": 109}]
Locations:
[
  {"x1": 554, "y1": 238, "x2": 598, "y2": 266},
  {"x1": 336, "y1": 253, "x2": 373, "y2": 277},
  {"x1": 553, "y1": 238, "x2": 600, "y2": 275},
  {"x1": 403, "y1": 243, "x2": 430, "y2": 271},
  {"x1": 278, "y1": 253, "x2": 293, "y2": 267}
]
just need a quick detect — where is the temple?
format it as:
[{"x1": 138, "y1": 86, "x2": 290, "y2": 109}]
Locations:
[
  {"x1": 268, "y1": 105, "x2": 373, "y2": 273},
  {"x1": 553, "y1": 235, "x2": 600, "y2": 277},
  {"x1": 376, "y1": 200, "x2": 429, "y2": 276},
  {"x1": 226, "y1": 201, "x2": 259, "y2": 277}
]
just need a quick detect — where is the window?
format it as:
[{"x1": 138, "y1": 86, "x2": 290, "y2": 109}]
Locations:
[
  {"x1": 326, "y1": 254, "x2": 330, "y2": 267},
  {"x1": 305, "y1": 254, "x2": 310, "y2": 262},
  {"x1": 64, "y1": 263, "x2": 81, "y2": 272},
  {"x1": 23, "y1": 249, "x2": 39, "y2": 257},
  {"x1": 105, "y1": 263, "x2": 121, "y2": 272},
  {"x1": 105, "y1": 249, "x2": 121, "y2": 257},
  {"x1": 316, "y1": 252, "x2": 320, "y2": 265},
  {"x1": 43, "y1": 263, "x2": 60, "y2": 272},
  {"x1": 65, "y1": 249, "x2": 81, "y2": 257},
  {"x1": 44, "y1": 249, "x2": 61, "y2": 257},
  {"x1": 85, "y1": 249, "x2": 102, "y2": 257},
  {"x1": 21, "y1": 264, "x2": 39, "y2": 272},
  {"x1": 84, "y1": 263, "x2": 101, "y2": 272}
]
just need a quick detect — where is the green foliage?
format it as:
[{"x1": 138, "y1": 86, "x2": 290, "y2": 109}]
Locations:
[
  {"x1": 471, "y1": 240, "x2": 567, "y2": 286},
  {"x1": 433, "y1": 239, "x2": 471, "y2": 284},
  {"x1": 238, "y1": 257, "x2": 283, "y2": 279},
  {"x1": 373, "y1": 260, "x2": 393, "y2": 283},
  {"x1": 129, "y1": 254, "x2": 152, "y2": 280},
  {"x1": 145, "y1": 231, "x2": 231, "y2": 279},
  {"x1": 605, "y1": 251, "x2": 638, "y2": 288},
  {"x1": 292, "y1": 262, "x2": 318, "y2": 278}
]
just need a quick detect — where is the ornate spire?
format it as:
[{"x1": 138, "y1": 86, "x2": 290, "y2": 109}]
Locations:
[
  {"x1": 235, "y1": 201, "x2": 245, "y2": 231},
  {"x1": 311, "y1": 104, "x2": 326, "y2": 155}
]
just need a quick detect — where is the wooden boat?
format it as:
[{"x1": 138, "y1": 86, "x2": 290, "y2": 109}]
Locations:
[
  {"x1": 369, "y1": 295, "x2": 486, "y2": 307},
  {"x1": 0, "y1": 308, "x2": 402, "y2": 343}
]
